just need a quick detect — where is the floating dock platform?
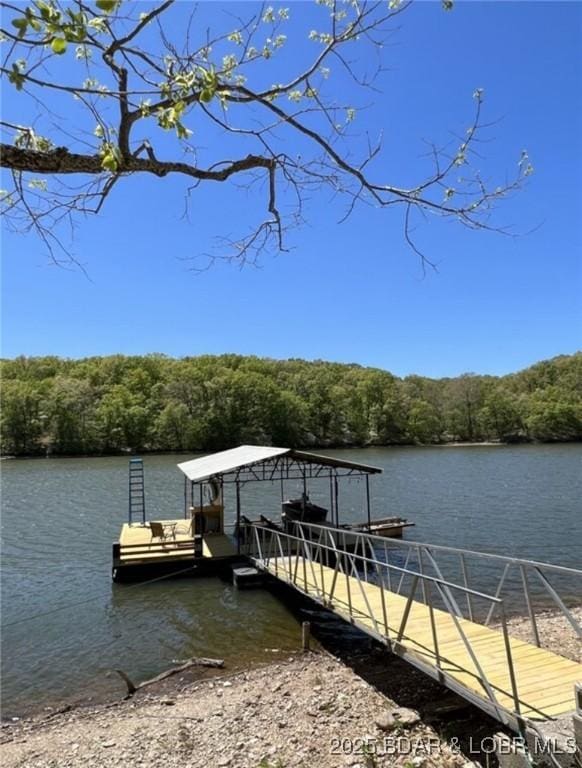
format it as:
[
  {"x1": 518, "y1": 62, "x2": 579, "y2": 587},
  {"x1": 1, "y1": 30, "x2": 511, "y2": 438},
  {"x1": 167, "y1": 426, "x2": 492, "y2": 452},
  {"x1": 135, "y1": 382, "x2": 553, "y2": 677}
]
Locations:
[{"x1": 112, "y1": 522, "x2": 237, "y2": 581}]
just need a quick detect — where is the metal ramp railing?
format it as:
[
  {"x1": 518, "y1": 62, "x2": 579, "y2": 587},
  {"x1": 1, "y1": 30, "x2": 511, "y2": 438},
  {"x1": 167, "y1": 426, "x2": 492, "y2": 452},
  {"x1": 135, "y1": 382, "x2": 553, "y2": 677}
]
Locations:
[
  {"x1": 294, "y1": 521, "x2": 582, "y2": 645},
  {"x1": 247, "y1": 520, "x2": 582, "y2": 732}
]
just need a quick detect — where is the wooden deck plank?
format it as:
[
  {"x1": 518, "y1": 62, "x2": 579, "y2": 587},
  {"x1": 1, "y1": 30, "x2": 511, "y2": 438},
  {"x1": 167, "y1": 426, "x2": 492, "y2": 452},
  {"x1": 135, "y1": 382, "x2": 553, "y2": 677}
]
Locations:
[
  {"x1": 118, "y1": 519, "x2": 198, "y2": 564},
  {"x1": 263, "y1": 557, "x2": 581, "y2": 720},
  {"x1": 120, "y1": 548, "x2": 196, "y2": 563},
  {"x1": 119, "y1": 519, "x2": 194, "y2": 547}
]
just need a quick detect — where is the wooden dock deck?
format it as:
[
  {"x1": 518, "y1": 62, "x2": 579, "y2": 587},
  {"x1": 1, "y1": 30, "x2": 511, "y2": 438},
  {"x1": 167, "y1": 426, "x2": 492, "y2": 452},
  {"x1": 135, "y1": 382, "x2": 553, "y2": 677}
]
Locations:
[
  {"x1": 112, "y1": 521, "x2": 240, "y2": 580},
  {"x1": 117, "y1": 520, "x2": 198, "y2": 564},
  {"x1": 260, "y1": 555, "x2": 581, "y2": 722}
]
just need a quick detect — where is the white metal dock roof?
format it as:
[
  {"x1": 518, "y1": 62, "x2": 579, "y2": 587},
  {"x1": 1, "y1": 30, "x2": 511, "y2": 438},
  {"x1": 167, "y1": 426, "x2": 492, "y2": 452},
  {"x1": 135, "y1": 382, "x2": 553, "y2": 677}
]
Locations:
[
  {"x1": 177, "y1": 445, "x2": 381, "y2": 482},
  {"x1": 177, "y1": 446, "x2": 287, "y2": 482}
]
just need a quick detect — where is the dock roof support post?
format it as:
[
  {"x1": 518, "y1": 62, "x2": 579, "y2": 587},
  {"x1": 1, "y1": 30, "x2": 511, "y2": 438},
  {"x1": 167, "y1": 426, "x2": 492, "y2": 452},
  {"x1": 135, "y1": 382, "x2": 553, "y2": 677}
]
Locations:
[
  {"x1": 236, "y1": 480, "x2": 241, "y2": 555},
  {"x1": 365, "y1": 474, "x2": 371, "y2": 530},
  {"x1": 191, "y1": 480, "x2": 195, "y2": 534},
  {"x1": 329, "y1": 472, "x2": 334, "y2": 525},
  {"x1": 302, "y1": 466, "x2": 307, "y2": 519},
  {"x1": 334, "y1": 474, "x2": 339, "y2": 528},
  {"x1": 184, "y1": 475, "x2": 188, "y2": 519}
]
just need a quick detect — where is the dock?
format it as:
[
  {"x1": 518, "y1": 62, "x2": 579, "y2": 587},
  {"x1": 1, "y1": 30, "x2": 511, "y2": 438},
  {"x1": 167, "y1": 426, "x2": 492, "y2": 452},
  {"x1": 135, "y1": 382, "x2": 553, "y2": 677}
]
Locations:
[
  {"x1": 247, "y1": 520, "x2": 582, "y2": 732},
  {"x1": 111, "y1": 446, "x2": 582, "y2": 750},
  {"x1": 112, "y1": 523, "x2": 237, "y2": 579},
  {"x1": 112, "y1": 446, "x2": 387, "y2": 581}
]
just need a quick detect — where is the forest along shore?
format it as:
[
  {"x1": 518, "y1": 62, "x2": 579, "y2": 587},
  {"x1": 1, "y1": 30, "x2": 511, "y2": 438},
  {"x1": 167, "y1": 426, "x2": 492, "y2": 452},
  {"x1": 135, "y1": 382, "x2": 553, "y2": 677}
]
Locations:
[
  {"x1": 1, "y1": 609, "x2": 579, "y2": 768},
  {"x1": 2, "y1": 352, "x2": 581, "y2": 456}
]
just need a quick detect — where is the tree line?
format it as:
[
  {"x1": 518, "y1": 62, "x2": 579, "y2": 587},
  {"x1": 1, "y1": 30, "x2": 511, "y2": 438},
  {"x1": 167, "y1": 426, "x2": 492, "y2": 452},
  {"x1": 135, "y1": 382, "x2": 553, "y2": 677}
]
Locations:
[{"x1": 1, "y1": 353, "x2": 580, "y2": 456}]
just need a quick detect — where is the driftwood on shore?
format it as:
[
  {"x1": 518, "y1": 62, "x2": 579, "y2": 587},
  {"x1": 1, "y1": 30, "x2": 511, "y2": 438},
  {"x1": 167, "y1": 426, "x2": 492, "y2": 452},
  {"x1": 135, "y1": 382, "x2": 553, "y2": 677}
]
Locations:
[{"x1": 113, "y1": 657, "x2": 225, "y2": 698}]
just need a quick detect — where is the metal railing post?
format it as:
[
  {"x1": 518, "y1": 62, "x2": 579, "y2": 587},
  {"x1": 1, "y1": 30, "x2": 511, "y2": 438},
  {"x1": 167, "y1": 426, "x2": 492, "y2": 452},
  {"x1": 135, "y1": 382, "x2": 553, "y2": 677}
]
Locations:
[
  {"x1": 485, "y1": 562, "x2": 511, "y2": 625},
  {"x1": 460, "y1": 553, "x2": 474, "y2": 621},
  {"x1": 520, "y1": 564, "x2": 540, "y2": 647},
  {"x1": 434, "y1": 581, "x2": 503, "y2": 718},
  {"x1": 534, "y1": 567, "x2": 582, "y2": 638},
  {"x1": 326, "y1": 529, "x2": 342, "y2": 606},
  {"x1": 345, "y1": 549, "x2": 353, "y2": 620},
  {"x1": 499, "y1": 601, "x2": 521, "y2": 716},
  {"x1": 383, "y1": 542, "x2": 393, "y2": 592},
  {"x1": 318, "y1": 527, "x2": 326, "y2": 597},
  {"x1": 418, "y1": 546, "x2": 428, "y2": 604},
  {"x1": 397, "y1": 574, "x2": 419, "y2": 642},
  {"x1": 423, "y1": 548, "x2": 464, "y2": 618},
  {"x1": 297, "y1": 523, "x2": 320, "y2": 597},
  {"x1": 397, "y1": 549, "x2": 412, "y2": 595},
  {"x1": 426, "y1": 580, "x2": 440, "y2": 668}
]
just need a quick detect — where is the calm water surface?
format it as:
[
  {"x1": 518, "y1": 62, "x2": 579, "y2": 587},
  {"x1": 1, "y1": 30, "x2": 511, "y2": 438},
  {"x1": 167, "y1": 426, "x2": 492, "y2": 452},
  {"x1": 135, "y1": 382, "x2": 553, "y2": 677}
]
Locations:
[{"x1": 2, "y1": 445, "x2": 581, "y2": 716}]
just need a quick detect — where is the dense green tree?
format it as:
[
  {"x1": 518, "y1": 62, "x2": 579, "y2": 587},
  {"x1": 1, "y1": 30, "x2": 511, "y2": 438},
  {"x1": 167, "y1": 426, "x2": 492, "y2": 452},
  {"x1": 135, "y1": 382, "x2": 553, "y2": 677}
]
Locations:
[
  {"x1": 96, "y1": 384, "x2": 151, "y2": 452},
  {"x1": 478, "y1": 389, "x2": 525, "y2": 442},
  {"x1": 0, "y1": 352, "x2": 580, "y2": 456},
  {"x1": 408, "y1": 400, "x2": 444, "y2": 444},
  {"x1": 526, "y1": 392, "x2": 582, "y2": 442},
  {"x1": 48, "y1": 377, "x2": 98, "y2": 453},
  {"x1": 154, "y1": 402, "x2": 196, "y2": 451},
  {"x1": 0, "y1": 379, "x2": 46, "y2": 454}
]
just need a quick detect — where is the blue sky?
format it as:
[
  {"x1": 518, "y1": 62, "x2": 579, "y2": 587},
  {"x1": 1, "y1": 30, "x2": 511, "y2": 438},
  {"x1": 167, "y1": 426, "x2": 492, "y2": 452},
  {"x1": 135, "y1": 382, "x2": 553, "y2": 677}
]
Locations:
[{"x1": 1, "y1": 1, "x2": 581, "y2": 378}]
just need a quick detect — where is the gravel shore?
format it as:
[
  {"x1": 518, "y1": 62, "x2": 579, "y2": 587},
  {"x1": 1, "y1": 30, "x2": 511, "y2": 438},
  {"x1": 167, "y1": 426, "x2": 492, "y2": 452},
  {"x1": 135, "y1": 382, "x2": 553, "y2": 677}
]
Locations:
[
  {"x1": 2, "y1": 607, "x2": 579, "y2": 768},
  {"x1": 493, "y1": 607, "x2": 581, "y2": 663},
  {"x1": 1, "y1": 653, "x2": 474, "y2": 768}
]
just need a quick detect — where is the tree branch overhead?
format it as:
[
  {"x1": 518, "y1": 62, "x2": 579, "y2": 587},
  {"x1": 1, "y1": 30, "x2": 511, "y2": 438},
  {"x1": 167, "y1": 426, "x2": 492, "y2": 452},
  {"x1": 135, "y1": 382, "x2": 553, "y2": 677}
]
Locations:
[{"x1": 0, "y1": 0, "x2": 532, "y2": 268}]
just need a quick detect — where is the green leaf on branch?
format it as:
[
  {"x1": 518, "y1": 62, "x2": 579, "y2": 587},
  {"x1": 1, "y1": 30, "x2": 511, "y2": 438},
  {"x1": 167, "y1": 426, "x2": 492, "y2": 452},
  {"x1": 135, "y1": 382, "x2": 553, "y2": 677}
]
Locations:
[
  {"x1": 35, "y1": 1, "x2": 54, "y2": 21},
  {"x1": 175, "y1": 123, "x2": 192, "y2": 140},
  {"x1": 100, "y1": 143, "x2": 121, "y2": 173},
  {"x1": 101, "y1": 152, "x2": 118, "y2": 172},
  {"x1": 51, "y1": 37, "x2": 67, "y2": 54},
  {"x1": 12, "y1": 17, "x2": 29, "y2": 37},
  {"x1": 8, "y1": 64, "x2": 25, "y2": 90},
  {"x1": 96, "y1": 0, "x2": 119, "y2": 14}
]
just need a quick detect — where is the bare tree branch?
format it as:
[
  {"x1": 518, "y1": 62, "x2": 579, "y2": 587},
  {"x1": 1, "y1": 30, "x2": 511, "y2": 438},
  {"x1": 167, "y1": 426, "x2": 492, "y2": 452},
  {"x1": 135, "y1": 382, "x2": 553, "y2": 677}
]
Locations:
[{"x1": 0, "y1": 0, "x2": 532, "y2": 269}]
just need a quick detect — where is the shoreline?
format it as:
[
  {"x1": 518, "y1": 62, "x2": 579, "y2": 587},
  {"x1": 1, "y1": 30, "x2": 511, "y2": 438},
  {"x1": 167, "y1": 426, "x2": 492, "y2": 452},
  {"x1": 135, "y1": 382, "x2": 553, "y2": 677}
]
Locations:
[
  {"x1": 2, "y1": 440, "x2": 580, "y2": 462},
  {"x1": 2, "y1": 607, "x2": 579, "y2": 767},
  {"x1": 2, "y1": 601, "x2": 580, "y2": 723},
  {"x1": 0, "y1": 653, "x2": 496, "y2": 768}
]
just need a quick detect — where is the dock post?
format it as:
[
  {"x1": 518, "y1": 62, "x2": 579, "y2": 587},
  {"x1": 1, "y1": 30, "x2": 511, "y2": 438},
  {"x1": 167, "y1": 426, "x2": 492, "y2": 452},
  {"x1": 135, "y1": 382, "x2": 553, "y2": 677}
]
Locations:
[
  {"x1": 199, "y1": 482, "x2": 204, "y2": 531},
  {"x1": 236, "y1": 480, "x2": 241, "y2": 555},
  {"x1": 365, "y1": 474, "x2": 371, "y2": 530},
  {"x1": 329, "y1": 472, "x2": 334, "y2": 524},
  {"x1": 302, "y1": 621, "x2": 311, "y2": 652}
]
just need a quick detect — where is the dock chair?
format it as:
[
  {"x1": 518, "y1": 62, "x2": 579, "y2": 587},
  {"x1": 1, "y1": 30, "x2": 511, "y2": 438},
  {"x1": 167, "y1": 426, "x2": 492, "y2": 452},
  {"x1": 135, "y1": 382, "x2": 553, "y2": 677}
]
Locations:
[
  {"x1": 173, "y1": 518, "x2": 193, "y2": 537},
  {"x1": 149, "y1": 521, "x2": 175, "y2": 540}
]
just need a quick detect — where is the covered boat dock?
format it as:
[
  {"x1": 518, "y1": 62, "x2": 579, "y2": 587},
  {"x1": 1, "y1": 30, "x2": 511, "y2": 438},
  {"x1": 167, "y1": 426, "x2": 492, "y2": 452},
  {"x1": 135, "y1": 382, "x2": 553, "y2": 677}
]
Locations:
[{"x1": 112, "y1": 445, "x2": 394, "y2": 581}]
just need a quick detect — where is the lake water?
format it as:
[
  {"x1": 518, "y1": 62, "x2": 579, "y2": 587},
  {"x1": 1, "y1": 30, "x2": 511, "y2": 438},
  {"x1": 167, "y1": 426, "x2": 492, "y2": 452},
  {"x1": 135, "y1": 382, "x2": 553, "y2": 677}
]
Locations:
[{"x1": 1, "y1": 445, "x2": 581, "y2": 716}]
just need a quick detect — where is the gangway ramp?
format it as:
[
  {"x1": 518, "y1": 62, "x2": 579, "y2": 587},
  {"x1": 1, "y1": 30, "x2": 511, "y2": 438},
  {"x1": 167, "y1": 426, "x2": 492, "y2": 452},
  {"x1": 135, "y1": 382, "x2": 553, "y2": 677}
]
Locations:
[{"x1": 248, "y1": 522, "x2": 581, "y2": 732}]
